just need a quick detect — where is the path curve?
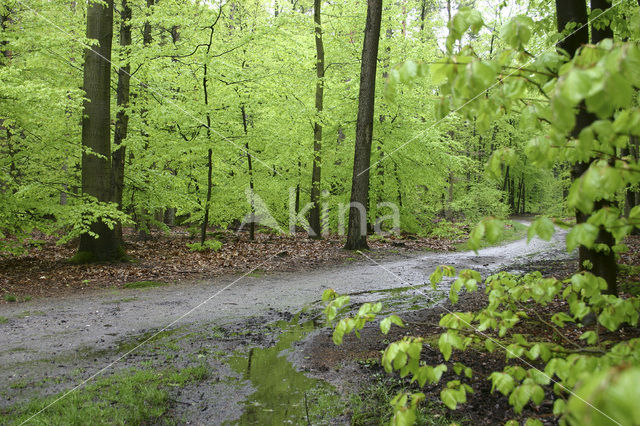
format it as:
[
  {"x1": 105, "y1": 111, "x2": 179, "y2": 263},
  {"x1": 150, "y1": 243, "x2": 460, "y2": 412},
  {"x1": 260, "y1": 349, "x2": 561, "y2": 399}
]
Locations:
[{"x1": 0, "y1": 224, "x2": 571, "y2": 370}]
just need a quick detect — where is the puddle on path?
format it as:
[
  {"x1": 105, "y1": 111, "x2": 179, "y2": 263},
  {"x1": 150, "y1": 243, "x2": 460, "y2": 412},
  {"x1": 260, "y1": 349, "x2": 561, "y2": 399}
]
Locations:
[{"x1": 227, "y1": 318, "x2": 340, "y2": 425}]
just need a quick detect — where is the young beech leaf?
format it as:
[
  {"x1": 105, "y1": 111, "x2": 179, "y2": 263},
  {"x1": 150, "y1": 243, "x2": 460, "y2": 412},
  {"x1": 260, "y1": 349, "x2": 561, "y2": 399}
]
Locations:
[
  {"x1": 380, "y1": 314, "x2": 404, "y2": 334},
  {"x1": 440, "y1": 388, "x2": 458, "y2": 410},
  {"x1": 501, "y1": 15, "x2": 533, "y2": 50},
  {"x1": 579, "y1": 330, "x2": 598, "y2": 345},
  {"x1": 490, "y1": 372, "x2": 515, "y2": 396},
  {"x1": 527, "y1": 217, "x2": 555, "y2": 242}
]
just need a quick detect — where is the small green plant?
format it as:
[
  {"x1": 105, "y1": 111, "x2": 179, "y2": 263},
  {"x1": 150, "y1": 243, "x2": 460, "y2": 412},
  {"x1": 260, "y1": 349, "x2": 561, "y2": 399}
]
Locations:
[
  {"x1": 123, "y1": 281, "x2": 166, "y2": 289},
  {"x1": 0, "y1": 316, "x2": 8, "y2": 324},
  {"x1": 429, "y1": 220, "x2": 467, "y2": 239},
  {"x1": 4, "y1": 294, "x2": 17, "y2": 303},
  {"x1": 186, "y1": 239, "x2": 222, "y2": 252},
  {"x1": 187, "y1": 226, "x2": 199, "y2": 239}
]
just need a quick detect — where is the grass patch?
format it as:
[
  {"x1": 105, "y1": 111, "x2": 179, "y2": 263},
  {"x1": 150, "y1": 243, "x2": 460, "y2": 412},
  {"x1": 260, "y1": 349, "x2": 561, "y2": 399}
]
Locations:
[
  {"x1": 4, "y1": 294, "x2": 17, "y2": 303},
  {"x1": 0, "y1": 316, "x2": 7, "y2": 324},
  {"x1": 2, "y1": 365, "x2": 209, "y2": 424},
  {"x1": 348, "y1": 372, "x2": 456, "y2": 425},
  {"x1": 123, "y1": 280, "x2": 166, "y2": 289}
]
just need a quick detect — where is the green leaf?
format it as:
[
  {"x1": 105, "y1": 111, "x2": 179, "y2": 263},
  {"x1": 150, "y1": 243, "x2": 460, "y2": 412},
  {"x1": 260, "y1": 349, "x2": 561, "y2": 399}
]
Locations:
[
  {"x1": 561, "y1": 69, "x2": 592, "y2": 105},
  {"x1": 485, "y1": 218, "x2": 504, "y2": 244},
  {"x1": 430, "y1": 266, "x2": 444, "y2": 286},
  {"x1": 501, "y1": 15, "x2": 533, "y2": 50},
  {"x1": 398, "y1": 60, "x2": 418, "y2": 83},
  {"x1": 527, "y1": 217, "x2": 555, "y2": 242},
  {"x1": 566, "y1": 223, "x2": 599, "y2": 252},
  {"x1": 380, "y1": 315, "x2": 404, "y2": 335},
  {"x1": 490, "y1": 372, "x2": 515, "y2": 396},
  {"x1": 553, "y1": 398, "x2": 566, "y2": 416},
  {"x1": 441, "y1": 388, "x2": 458, "y2": 410},
  {"x1": 438, "y1": 333, "x2": 453, "y2": 361},
  {"x1": 579, "y1": 330, "x2": 598, "y2": 345}
]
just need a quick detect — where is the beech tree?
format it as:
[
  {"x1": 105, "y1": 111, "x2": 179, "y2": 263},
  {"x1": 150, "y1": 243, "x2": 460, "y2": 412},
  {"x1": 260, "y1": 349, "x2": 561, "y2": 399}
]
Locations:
[
  {"x1": 308, "y1": 0, "x2": 325, "y2": 238},
  {"x1": 345, "y1": 0, "x2": 383, "y2": 250},
  {"x1": 76, "y1": 0, "x2": 124, "y2": 262},
  {"x1": 0, "y1": 0, "x2": 566, "y2": 255}
]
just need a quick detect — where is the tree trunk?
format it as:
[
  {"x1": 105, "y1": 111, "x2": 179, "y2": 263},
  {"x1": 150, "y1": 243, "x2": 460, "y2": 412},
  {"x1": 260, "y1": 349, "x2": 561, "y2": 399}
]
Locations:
[
  {"x1": 308, "y1": 0, "x2": 325, "y2": 239},
  {"x1": 521, "y1": 178, "x2": 526, "y2": 214},
  {"x1": 556, "y1": 0, "x2": 617, "y2": 294},
  {"x1": 345, "y1": 0, "x2": 383, "y2": 250},
  {"x1": 78, "y1": 0, "x2": 123, "y2": 261},
  {"x1": 112, "y1": 0, "x2": 131, "y2": 244},
  {"x1": 242, "y1": 105, "x2": 255, "y2": 241},
  {"x1": 200, "y1": 24, "x2": 215, "y2": 245},
  {"x1": 135, "y1": 0, "x2": 154, "y2": 240},
  {"x1": 143, "y1": 0, "x2": 154, "y2": 45}
]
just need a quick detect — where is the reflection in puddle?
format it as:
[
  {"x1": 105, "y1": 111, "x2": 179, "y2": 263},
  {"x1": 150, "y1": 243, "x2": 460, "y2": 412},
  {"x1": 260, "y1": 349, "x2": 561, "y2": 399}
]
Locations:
[{"x1": 228, "y1": 318, "x2": 337, "y2": 425}]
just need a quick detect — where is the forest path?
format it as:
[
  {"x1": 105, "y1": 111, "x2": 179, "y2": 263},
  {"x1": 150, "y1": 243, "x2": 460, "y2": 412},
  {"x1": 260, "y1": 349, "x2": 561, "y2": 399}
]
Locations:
[{"x1": 0, "y1": 222, "x2": 572, "y2": 415}]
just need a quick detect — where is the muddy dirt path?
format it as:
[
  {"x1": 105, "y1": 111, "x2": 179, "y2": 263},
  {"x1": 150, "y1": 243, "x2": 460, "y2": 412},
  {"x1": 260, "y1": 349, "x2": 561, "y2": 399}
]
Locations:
[{"x1": 0, "y1": 225, "x2": 572, "y2": 422}]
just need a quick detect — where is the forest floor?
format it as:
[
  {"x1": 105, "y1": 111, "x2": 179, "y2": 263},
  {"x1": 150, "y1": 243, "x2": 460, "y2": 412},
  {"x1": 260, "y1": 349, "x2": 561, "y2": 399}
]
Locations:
[
  {"x1": 2, "y1": 222, "x2": 638, "y2": 424},
  {"x1": 0, "y1": 225, "x2": 473, "y2": 300}
]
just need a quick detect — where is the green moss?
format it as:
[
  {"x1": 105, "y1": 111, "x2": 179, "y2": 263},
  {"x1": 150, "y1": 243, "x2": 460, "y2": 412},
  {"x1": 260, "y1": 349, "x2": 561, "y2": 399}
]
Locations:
[
  {"x1": 117, "y1": 327, "x2": 183, "y2": 352},
  {"x1": 123, "y1": 280, "x2": 166, "y2": 289},
  {"x1": 68, "y1": 250, "x2": 97, "y2": 264},
  {"x1": 69, "y1": 246, "x2": 132, "y2": 264}
]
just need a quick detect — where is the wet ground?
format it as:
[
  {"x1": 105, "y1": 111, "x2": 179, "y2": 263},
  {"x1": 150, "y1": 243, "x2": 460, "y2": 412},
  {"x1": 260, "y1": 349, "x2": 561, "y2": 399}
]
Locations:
[{"x1": 0, "y1": 224, "x2": 572, "y2": 424}]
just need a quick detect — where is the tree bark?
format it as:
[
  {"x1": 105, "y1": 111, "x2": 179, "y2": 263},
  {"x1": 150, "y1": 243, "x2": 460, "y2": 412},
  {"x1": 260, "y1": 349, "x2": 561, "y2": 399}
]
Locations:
[
  {"x1": 556, "y1": 0, "x2": 617, "y2": 294},
  {"x1": 308, "y1": 0, "x2": 325, "y2": 238},
  {"x1": 242, "y1": 105, "x2": 255, "y2": 241},
  {"x1": 78, "y1": 0, "x2": 123, "y2": 261},
  {"x1": 200, "y1": 23, "x2": 216, "y2": 245},
  {"x1": 345, "y1": 0, "x2": 383, "y2": 250},
  {"x1": 112, "y1": 0, "x2": 131, "y2": 244}
]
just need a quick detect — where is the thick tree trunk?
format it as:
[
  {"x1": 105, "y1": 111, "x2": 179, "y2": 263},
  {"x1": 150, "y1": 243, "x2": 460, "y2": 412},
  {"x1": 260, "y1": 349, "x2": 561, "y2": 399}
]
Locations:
[
  {"x1": 78, "y1": 0, "x2": 123, "y2": 261},
  {"x1": 112, "y1": 0, "x2": 131, "y2": 244},
  {"x1": 345, "y1": 0, "x2": 383, "y2": 250},
  {"x1": 556, "y1": 0, "x2": 617, "y2": 294},
  {"x1": 308, "y1": 0, "x2": 325, "y2": 239}
]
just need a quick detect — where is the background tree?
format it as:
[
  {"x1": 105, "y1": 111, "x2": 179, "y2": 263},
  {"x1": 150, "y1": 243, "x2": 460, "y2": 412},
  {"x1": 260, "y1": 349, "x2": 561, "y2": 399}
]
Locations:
[{"x1": 308, "y1": 0, "x2": 325, "y2": 238}]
